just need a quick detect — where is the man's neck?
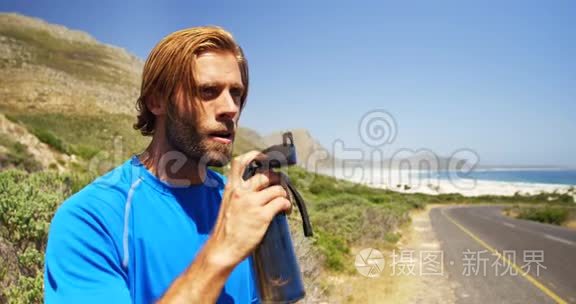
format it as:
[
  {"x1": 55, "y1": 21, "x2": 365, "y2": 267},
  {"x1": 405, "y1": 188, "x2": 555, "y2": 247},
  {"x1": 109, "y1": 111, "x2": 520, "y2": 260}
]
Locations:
[{"x1": 139, "y1": 135, "x2": 207, "y2": 186}]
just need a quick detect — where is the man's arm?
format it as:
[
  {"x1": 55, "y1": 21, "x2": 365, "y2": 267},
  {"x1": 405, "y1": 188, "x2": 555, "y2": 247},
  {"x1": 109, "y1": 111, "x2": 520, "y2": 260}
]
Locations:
[{"x1": 157, "y1": 151, "x2": 291, "y2": 303}]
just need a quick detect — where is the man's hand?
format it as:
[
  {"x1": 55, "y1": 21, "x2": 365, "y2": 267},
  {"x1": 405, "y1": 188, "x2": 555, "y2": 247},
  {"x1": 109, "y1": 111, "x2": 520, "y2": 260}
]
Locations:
[
  {"x1": 157, "y1": 151, "x2": 291, "y2": 304},
  {"x1": 208, "y1": 150, "x2": 292, "y2": 268}
]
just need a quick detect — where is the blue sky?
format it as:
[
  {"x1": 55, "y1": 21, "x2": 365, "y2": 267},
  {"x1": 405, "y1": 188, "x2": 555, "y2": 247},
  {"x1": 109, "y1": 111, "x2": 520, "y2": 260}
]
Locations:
[{"x1": 1, "y1": 0, "x2": 575, "y2": 167}]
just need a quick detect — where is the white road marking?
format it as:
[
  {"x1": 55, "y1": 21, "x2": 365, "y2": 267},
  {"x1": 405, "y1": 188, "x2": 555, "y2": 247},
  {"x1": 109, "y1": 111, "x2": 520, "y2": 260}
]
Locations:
[
  {"x1": 543, "y1": 234, "x2": 576, "y2": 247},
  {"x1": 502, "y1": 222, "x2": 516, "y2": 228}
]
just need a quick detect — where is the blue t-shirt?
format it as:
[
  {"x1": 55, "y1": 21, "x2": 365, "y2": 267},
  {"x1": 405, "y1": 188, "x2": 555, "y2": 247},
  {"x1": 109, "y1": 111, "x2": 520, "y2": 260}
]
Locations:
[{"x1": 44, "y1": 156, "x2": 259, "y2": 303}]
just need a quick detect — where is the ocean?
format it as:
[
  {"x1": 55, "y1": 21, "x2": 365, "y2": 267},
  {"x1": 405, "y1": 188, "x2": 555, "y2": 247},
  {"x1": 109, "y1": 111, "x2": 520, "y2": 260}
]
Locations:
[{"x1": 433, "y1": 169, "x2": 576, "y2": 186}]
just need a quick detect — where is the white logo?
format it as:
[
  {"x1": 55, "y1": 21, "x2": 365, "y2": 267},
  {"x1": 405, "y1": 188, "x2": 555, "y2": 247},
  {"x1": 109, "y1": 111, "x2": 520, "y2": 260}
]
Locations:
[
  {"x1": 359, "y1": 110, "x2": 397, "y2": 147},
  {"x1": 355, "y1": 248, "x2": 385, "y2": 278}
]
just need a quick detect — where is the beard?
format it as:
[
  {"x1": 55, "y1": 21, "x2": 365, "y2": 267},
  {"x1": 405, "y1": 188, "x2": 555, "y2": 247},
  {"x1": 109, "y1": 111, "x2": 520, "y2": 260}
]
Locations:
[{"x1": 164, "y1": 102, "x2": 234, "y2": 167}]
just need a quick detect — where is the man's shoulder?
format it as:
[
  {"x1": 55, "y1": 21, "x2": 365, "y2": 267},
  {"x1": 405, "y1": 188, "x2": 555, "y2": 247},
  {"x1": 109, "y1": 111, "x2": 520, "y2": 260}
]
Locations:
[{"x1": 54, "y1": 159, "x2": 138, "y2": 225}]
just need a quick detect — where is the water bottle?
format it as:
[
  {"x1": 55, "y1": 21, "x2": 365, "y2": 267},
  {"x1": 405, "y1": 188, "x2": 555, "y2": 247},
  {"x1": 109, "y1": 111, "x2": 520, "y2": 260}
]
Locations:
[{"x1": 242, "y1": 132, "x2": 314, "y2": 303}]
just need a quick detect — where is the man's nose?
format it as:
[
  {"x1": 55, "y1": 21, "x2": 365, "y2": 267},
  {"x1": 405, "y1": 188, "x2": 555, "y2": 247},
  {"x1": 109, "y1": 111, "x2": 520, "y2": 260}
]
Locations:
[{"x1": 216, "y1": 90, "x2": 239, "y2": 120}]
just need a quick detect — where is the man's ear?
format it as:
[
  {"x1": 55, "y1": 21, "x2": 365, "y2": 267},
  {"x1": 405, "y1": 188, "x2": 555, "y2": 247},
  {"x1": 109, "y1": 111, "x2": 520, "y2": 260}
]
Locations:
[{"x1": 146, "y1": 93, "x2": 167, "y2": 116}]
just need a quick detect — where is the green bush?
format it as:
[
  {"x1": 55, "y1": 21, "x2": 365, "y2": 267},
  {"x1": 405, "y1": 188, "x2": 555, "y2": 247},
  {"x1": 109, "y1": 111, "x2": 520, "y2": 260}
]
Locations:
[
  {"x1": 403, "y1": 196, "x2": 426, "y2": 209},
  {"x1": 5, "y1": 274, "x2": 43, "y2": 304},
  {"x1": 0, "y1": 170, "x2": 93, "y2": 302},
  {"x1": 308, "y1": 176, "x2": 342, "y2": 196},
  {"x1": 309, "y1": 192, "x2": 411, "y2": 271},
  {"x1": 314, "y1": 231, "x2": 350, "y2": 272},
  {"x1": 384, "y1": 232, "x2": 401, "y2": 244},
  {"x1": 517, "y1": 207, "x2": 570, "y2": 225}
]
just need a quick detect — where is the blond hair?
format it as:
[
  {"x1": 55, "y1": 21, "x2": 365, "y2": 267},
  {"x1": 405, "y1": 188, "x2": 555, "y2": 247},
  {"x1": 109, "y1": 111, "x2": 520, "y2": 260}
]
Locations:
[{"x1": 134, "y1": 26, "x2": 249, "y2": 136}]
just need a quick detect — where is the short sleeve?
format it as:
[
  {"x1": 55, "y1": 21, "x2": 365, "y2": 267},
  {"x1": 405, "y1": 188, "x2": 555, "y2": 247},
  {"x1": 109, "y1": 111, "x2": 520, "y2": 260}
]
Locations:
[{"x1": 44, "y1": 200, "x2": 131, "y2": 304}]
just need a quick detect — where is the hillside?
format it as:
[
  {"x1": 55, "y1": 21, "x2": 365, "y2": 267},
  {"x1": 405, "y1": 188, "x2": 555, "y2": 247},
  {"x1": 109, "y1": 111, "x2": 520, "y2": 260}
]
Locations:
[{"x1": 0, "y1": 13, "x2": 141, "y2": 114}]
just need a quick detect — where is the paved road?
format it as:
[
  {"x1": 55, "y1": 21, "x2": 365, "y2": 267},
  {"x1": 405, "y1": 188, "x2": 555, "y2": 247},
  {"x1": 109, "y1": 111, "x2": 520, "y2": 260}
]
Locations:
[{"x1": 430, "y1": 205, "x2": 576, "y2": 304}]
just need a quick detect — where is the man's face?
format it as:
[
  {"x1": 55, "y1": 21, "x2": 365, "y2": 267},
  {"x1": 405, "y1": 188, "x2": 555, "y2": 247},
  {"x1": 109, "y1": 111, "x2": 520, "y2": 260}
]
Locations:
[{"x1": 165, "y1": 51, "x2": 244, "y2": 167}]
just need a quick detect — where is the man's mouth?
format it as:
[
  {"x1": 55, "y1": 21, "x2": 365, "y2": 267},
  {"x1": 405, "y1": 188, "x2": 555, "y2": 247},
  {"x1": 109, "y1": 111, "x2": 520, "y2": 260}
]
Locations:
[{"x1": 208, "y1": 130, "x2": 234, "y2": 144}]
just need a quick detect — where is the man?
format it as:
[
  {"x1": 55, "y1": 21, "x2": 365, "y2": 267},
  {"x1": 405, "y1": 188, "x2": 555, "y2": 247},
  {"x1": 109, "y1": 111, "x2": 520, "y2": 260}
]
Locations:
[{"x1": 44, "y1": 26, "x2": 291, "y2": 303}]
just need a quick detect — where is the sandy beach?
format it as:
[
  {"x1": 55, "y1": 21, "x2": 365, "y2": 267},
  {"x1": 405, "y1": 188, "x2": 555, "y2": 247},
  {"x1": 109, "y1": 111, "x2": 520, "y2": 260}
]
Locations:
[{"x1": 317, "y1": 168, "x2": 576, "y2": 198}]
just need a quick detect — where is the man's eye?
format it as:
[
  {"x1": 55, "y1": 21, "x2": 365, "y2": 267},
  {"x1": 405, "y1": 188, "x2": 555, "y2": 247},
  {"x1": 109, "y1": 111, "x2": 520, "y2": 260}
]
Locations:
[
  {"x1": 230, "y1": 88, "x2": 243, "y2": 98},
  {"x1": 200, "y1": 87, "x2": 220, "y2": 100}
]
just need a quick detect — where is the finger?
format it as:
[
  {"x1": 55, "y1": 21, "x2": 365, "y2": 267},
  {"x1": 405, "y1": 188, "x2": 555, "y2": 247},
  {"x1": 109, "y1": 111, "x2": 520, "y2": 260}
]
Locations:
[
  {"x1": 262, "y1": 197, "x2": 291, "y2": 221},
  {"x1": 228, "y1": 150, "x2": 265, "y2": 184},
  {"x1": 245, "y1": 170, "x2": 282, "y2": 191},
  {"x1": 254, "y1": 185, "x2": 287, "y2": 205}
]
